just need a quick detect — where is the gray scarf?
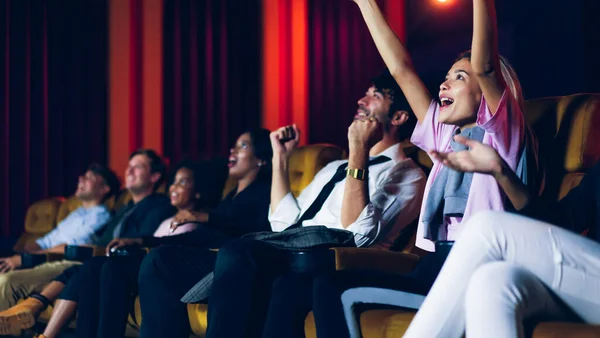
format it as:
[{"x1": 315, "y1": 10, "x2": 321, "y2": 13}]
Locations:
[{"x1": 422, "y1": 126, "x2": 485, "y2": 241}]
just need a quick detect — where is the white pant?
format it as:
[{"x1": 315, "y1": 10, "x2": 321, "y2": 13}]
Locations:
[{"x1": 403, "y1": 211, "x2": 600, "y2": 338}]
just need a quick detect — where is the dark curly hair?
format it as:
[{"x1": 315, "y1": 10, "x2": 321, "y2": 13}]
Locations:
[
  {"x1": 371, "y1": 70, "x2": 417, "y2": 142},
  {"x1": 169, "y1": 159, "x2": 228, "y2": 210},
  {"x1": 244, "y1": 128, "x2": 273, "y2": 184},
  {"x1": 88, "y1": 163, "x2": 121, "y2": 201}
]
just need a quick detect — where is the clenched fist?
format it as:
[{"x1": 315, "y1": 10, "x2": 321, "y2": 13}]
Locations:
[
  {"x1": 270, "y1": 124, "x2": 301, "y2": 158},
  {"x1": 348, "y1": 117, "x2": 382, "y2": 150}
]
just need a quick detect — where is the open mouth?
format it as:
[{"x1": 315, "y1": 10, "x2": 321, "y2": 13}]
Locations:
[
  {"x1": 354, "y1": 109, "x2": 369, "y2": 119},
  {"x1": 228, "y1": 158, "x2": 237, "y2": 168},
  {"x1": 440, "y1": 97, "x2": 454, "y2": 107}
]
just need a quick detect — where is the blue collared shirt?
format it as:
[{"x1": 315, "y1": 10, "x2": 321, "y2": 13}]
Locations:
[{"x1": 36, "y1": 205, "x2": 111, "y2": 249}]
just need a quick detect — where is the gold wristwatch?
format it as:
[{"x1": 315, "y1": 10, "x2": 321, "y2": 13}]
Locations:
[{"x1": 347, "y1": 168, "x2": 368, "y2": 180}]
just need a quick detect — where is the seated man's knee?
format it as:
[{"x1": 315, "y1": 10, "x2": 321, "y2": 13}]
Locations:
[
  {"x1": 216, "y1": 238, "x2": 261, "y2": 268},
  {"x1": 138, "y1": 246, "x2": 173, "y2": 285}
]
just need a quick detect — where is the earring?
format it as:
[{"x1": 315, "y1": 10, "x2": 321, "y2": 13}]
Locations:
[{"x1": 257, "y1": 162, "x2": 263, "y2": 167}]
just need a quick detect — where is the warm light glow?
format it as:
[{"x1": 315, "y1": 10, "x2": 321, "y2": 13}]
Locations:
[{"x1": 434, "y1": 0, "x2": 452, "y2": 6}]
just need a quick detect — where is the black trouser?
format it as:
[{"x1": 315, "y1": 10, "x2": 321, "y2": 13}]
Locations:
[
  {"x1": 70, "y1": 255, "x2": 143, "y2": 338},
  {"x1": 311, "y1": 249, "x2": 450, "y2": 338},
  {"x1": 206, "y1": 238, "x2": 291, "y2": 338},
  {"x1": 259, "y1": 269, "x2": 427, "y2": 338},
  {"x1": 138, "y1": 246, "x2": 218, "y2": 338},
  {"x1": 260, "y1": 247, "x2": 450, "y2": 338},
  {"x1": 54, "y1": 265, "x2": 84, "y2": 301}
]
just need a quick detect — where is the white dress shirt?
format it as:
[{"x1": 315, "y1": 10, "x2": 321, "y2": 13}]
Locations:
[{"x1": 268, "y1": 144, "x2": 426, "y2": 248}]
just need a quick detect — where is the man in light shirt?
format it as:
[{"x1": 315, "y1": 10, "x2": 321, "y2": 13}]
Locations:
[
  {"x1": 0, "y1": 150, "x2": 174, "y2": 336},
  {"x1": 203, "y1": 70, "x2": 427, "y2": 338},
  {"x1": 0, "y1": 163, "x2": 120, "y2": 311}
]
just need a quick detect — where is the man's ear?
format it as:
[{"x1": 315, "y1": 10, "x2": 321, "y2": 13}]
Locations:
[
  {"x1": 100, "y1": 183, "x2": 110, "y2": 197},
  {"x1": 150, "y1": 172, "x2": 161, "y2": 186},
  {"x1": 391, "y1": 110, "x2": 409, "y2": 126}
]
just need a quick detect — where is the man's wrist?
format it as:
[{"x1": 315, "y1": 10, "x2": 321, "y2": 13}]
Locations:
[{"x1": 348, "y1": 143, "x2": 369, "y2": 168}]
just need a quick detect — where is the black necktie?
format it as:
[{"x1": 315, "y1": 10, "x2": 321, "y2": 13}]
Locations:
[{"x1": 288, "y1": 155, "x2": 391, "y2": 229}]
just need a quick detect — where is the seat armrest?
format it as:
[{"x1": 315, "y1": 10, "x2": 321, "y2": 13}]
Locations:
[
  {"x1": 92, "y1": 246, "x2": 107, "y2": 257},
  {"x1": 331, "y1": 248, "x2": 420, "y2": 274},
  {"x1": 45, "y1": 253, "x2": 65, "y2": 262},
  {"x1": 533, "y1": 322, "x2": 600, "y2": 337}
]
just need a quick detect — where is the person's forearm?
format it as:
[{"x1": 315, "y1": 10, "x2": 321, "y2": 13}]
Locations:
[
  {"x1": 143, "y1": 228, "x2": 228, "y2": 248},
  {"x1": 493, "y1": 159, "x2": 531, "y2": 211},
  {"x1": 341, "y1": 145, "x2": 370, "y2": 228},
  {"x1": 356, "y1": 0, "x2": 414, "y2": 79},
  {"x1": 471, "y1": 0, "x2": 500, "y2": 76},
  {"x1": 270, "y1": 155, "x2": 292, "y2": 212},
  {"x1": 354, "y1": 0, "x2": 430, "y2": 120},
  {"x1": 24, "y1": 241, "x2": 43, "y2": 253}
]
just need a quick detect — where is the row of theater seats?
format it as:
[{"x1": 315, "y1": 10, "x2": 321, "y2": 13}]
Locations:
[{"x1": 15, "y1": 93, "x2": 600, "y2": 337}]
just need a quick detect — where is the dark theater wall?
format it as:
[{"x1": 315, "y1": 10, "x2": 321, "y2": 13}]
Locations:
[{"x1": 0, "y1": 0, "x2": 108, "y2": 239}]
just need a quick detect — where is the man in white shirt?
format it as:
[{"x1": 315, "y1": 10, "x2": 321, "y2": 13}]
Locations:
[
  {"x1": 205, "y1": 70, "x2": 426, "y2": 338},
  {"x1": 0, "y1": 164, "x2": 120, "y2": 312}
]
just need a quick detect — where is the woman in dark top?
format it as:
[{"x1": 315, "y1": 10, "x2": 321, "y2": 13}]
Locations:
[
  {"x1": 37, "y1": 129, "x2": 273, "y2": 338},
  {"x1": 130, "y1": 129, "x2": 274, "y2": 338},
  {"x1": 110, "y1": 128, "x2": 273, "y2": 248}
]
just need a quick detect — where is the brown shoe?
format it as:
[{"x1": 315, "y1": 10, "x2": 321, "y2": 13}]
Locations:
[{"x1": 0, "y1": 298, "x2": 42, "y2": 335}]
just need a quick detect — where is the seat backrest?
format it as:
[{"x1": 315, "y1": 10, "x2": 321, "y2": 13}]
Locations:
[
  {"x1": 524, "y1": 93, "x2": 600, "y2": 201},
  {"x1": 24, "y1": 197, "x2": 64, "y2": 234},
  {"x1": 288, "y1": 144, "x2": 346, "y2": 197},
  {"x1": 222, "y1": 143, "x2": 346, "y2": 198},
  {"x1": 13, "y1": 197, "x2": 65, "y2": 252}
]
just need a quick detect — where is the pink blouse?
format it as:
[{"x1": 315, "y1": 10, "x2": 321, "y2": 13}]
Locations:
[
  {"x1": 411, "y1": 90, "x2": 525, "y2": 251},
  {"x1": 153, "y1": 216, "x2": 199, "y2": 237}
]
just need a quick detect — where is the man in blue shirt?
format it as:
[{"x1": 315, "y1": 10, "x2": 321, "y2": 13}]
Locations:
[
  {"x1": 0, "y1": 149, "x2": 175, "y2": 336},
  {"x1": 0, "y1": 163, "x2": 120, "y2": 311}
]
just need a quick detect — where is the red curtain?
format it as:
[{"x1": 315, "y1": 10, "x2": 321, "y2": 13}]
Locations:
[
  {"x1": 0, "y1": 0, "x2": 108, "y2": 238},
  {"x1": 163, "y1": 0, "x2": 263, "y2": 164},
  {"x1": 307, "y1": 0, "x2": 385, "y2": 147}
]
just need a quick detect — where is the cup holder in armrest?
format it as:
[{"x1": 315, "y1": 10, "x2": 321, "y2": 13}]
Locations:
[
  {"x1": 108, "y1": 246, "x2": 147, "y2": 259},
  {"x1": 21, "y1": 253, "x2": 47, "y2": 269},
  {"x1": 434, "y1": 240, "x2": 454, "y2": 258},
  {"x1": 288, "y1": 249, "x2": 335, "y2": 274}
]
